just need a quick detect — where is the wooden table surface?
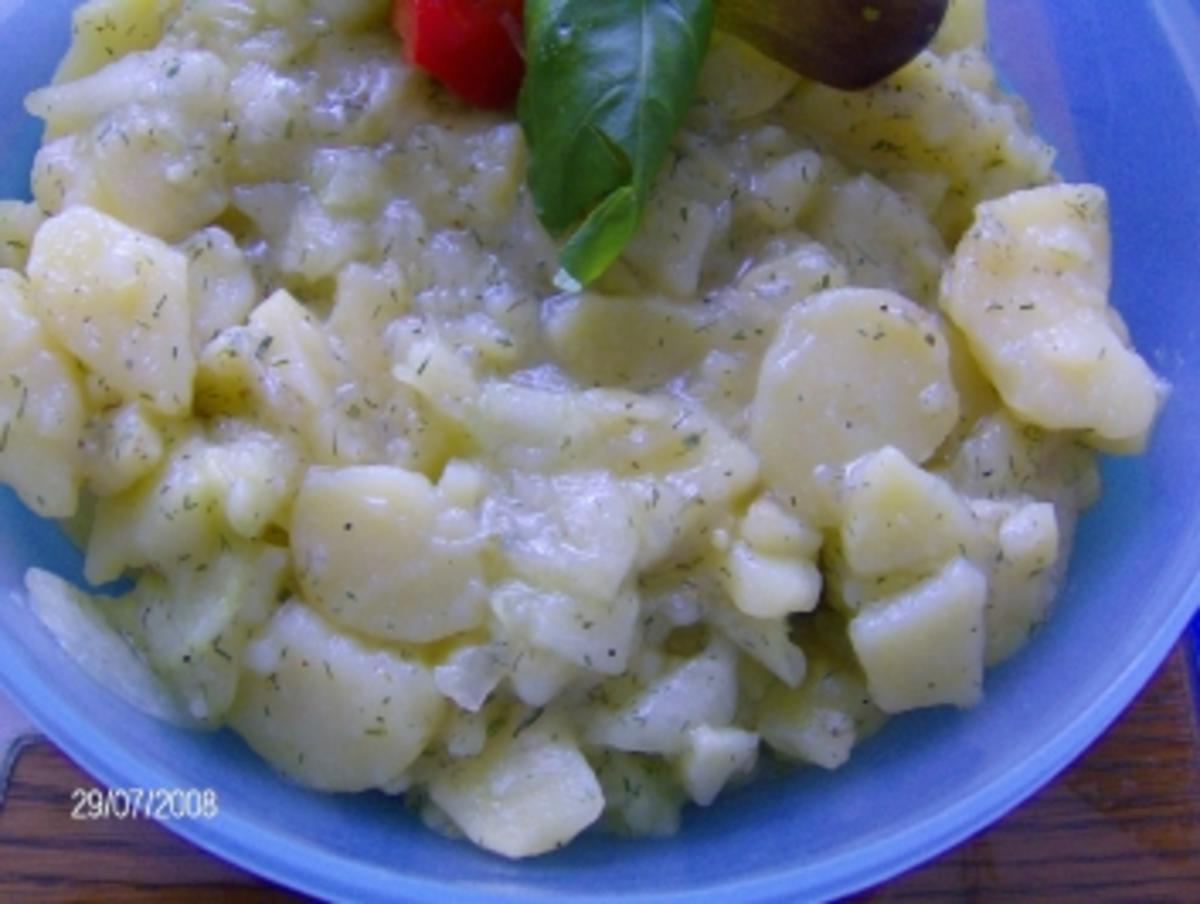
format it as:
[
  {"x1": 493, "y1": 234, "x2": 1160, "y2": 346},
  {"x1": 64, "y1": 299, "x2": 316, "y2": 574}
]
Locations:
[{"x1": 2, "y1": 645, "x2": 1197, "y2": 902}]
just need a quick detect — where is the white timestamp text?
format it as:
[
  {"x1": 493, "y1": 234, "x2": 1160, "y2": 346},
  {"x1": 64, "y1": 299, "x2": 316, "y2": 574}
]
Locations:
[{"x1": 69, "y1": 786, "x2": 219, "y2": 821}]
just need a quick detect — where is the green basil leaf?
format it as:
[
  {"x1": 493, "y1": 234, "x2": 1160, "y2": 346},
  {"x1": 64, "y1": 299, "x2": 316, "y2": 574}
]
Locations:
[
  {"x1": 519, "y1": 0, "x2": 715, "y2": 287},
  {"x1": 557, "y1": 185, "x2": 640, "y2": 289}
]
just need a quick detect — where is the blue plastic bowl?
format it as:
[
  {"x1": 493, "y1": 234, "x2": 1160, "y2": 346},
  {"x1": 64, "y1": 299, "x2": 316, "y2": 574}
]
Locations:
[{"x1": 1, "y1": 2, "x2": 1198, "y2": 900}]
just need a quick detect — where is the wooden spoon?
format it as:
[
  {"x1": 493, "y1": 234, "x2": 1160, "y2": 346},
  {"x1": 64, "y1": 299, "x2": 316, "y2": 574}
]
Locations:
[{"x1": 715, "y1": 0, "x2": 950, "y2": 90}]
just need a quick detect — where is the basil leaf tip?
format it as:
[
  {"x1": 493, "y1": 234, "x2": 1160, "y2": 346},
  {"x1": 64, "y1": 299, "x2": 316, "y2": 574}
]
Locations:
[{"x1": 519, "y1": 0, "x2": 715, "y2": 290}]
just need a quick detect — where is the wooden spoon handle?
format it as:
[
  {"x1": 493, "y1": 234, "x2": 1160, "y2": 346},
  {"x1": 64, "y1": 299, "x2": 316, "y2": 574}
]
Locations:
[{"x1": 715, "y1": 0, "x2": 950, "y2": 90}]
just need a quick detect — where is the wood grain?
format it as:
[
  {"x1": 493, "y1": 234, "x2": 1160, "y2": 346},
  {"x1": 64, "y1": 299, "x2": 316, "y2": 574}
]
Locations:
[{"x1": 1, "y1": 647, "x2": 1196, "y2": 901}]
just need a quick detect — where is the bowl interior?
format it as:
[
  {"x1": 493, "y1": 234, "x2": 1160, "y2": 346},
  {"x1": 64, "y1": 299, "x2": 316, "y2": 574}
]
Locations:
[{"x1": 1, "y1": 2, "x2": 1198, "y2": 900}]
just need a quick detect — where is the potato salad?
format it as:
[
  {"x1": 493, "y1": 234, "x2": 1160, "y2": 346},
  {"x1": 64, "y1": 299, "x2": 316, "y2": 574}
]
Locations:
[{"x1": 0, "y1": 0, "x2": 1162, "y2": 858}]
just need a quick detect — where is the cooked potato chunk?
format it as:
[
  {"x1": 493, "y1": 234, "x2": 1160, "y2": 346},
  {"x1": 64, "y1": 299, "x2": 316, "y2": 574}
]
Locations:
[
  {"x1": 939, "y1": 409, "x2": 1100, "y2": 513},
  {"x1": 730, "y1": 243, "x2": 849, "y2": 352},
  {"x1": 484, "y1": 470, "x2": 641, "y2": 602},
  {"x1": 706, "y1": 598, "x2": 807, "y2": 687},
  {"x1": 25, "y1": 568, "x2": 190, "y2": 725},
  {"x1": 430, "y1": 714, "x2": 603, "y2": 858},
  {"x1": 739, "y1": 497, "x2": 822, "y2": 558},
  {"x1": 595, "y1": 751, "x2": 685, "y2": 837},
  {"x1": 85, "y1": 427, "x2": 300, "y2": 583},
  {"x1": 182, "y1": 227, "x2": 258, "y2": 350},
  {"x1": 30, "y1": 50, "x2": 231, "y2": 240},
  {"x1": 750, "y1": 288, "x2": 959, "y2": 520},
  {"x1": 544, "y1": 292, "x2": 709, "y2": 389},
  {"x1": 811, "y1": 175, "x2": 946, "y2": 303},
  {"x1": 29, "y1": 48, "x2": 228, "y2": 139},
  {"x1": 586, "y1": 642, "x2": 739, "y2": 754},
  {"x1": 232, "y1": 602, "x2": 445, "y2": 791},
  {"x1": 491, "y1": 580, "x2": 639, "y2": 676},
  {"x1": 291, "y1": 465, "x2": 487, "y2": 643},
  {"x1": 51, "y1": 0, "x2": 172, "y2": 82},
  {"x1": 941, "y1": 185, "x2": 1160, "y2": 447},
  {"x1": 849, "y1": 557, "x2": 987, "y2": 712},
  {"x1": 327, "y1": 259, "x2": 411, "y2": 394},
  {"x1": 110, "y1": 541, "x2": 288, "y2": 723},
  {"x1": 758, "y1": 658, "x2": 883, "y2": 769},
  {"x1": 622, "y1": 193, "x2": 717, "y2": 297},
  {"x1": 433, "y1": 644, "x2": 505, "y2": 713},
  {"x1": 971, "y1": 499, "x2": 1061, "y2": 664},
  {"x1": 0, "y1": 271, "x2": 86, "y2": 516},
  {"x1": 694, "y1": 33, "x2": 800, "y2": 123},
  {"x1": 78, "y1": 403, "x2": 164, "y2": 498},
  {"x1": 721, "y1": 541, "x2": 821, "y2": 618},
  {"x1": 784, "y1": 48, "x2": 1054, "y2": 236},
  {"x1": 505, "y1": 641, "x2": 579, "y2": 708},
  {"x1": 839, "y1": 446, "x2": 981, "y2": 577},
  {"x1": 0, "y1": 202, "x2": 44, "y2": 270},
  {"x1": 678, "y1": 724, "x2": 759, "y2": 806},
  {"x1": 27, "y1": 206, "x2": 194, "y2": 416}
]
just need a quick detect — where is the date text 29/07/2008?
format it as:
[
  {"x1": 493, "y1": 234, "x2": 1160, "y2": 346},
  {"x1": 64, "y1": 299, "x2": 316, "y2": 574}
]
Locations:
[{"x1": 69, "y1": 786, "x2": 219, "y2": 821}]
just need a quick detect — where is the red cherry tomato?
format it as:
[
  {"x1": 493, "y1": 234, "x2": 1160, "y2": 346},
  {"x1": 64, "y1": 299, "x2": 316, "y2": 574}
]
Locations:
[{"x1": 392, "y1": 0, "x2": 526, "y2": 109}]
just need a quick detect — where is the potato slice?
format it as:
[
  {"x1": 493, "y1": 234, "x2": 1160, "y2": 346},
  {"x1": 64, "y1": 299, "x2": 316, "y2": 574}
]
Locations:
[
  {"x1": 784, "y1": 48, "x2": 1054, "y2": 236},
  {"x1": 678, "y1": 724, "x2": 759, "y2": 806},
  {"x1": 27, "y1": 206, "x2": 194, "y2": 416},
  {"x1": 110, "y1": 541, "x2": 288, "y2": 723},
  {"x1": 544, "y1": 291, "x2": 709, "y2": 389},
  {"x1": 430, "y1": 713, "x2": 603, "y2": 858},
  {"x1": 232, "y1": 602, "x2": 444, "y2": 792},
  {"x1": 50, "y1": 0, "x2": 171, "y2": 82},
  {"x1": 694, "y1": 33, "x2": 800, "y2": 123},
  {"x1": 85, "y1": 427, "x2": 300, "y2": 583},
  {"x1": 970, "y1": 499, "x2": 1062, "y2": 665},
  {"x1": 484, "y1": 470, "x2": 641, "y2": 602},
  {"x1": 595, "y1": 751, "x2": 685, "y2": 837},
  {"x1": 25, "y1": 568, "x2": 190, "y2": 725},
  {"x1": 706, "y1": 596, "x2": 807, "y2": 687},
  {"x1": 811, "y1": 174, "x2": 946, "y2": 304},
  {"x1": 938, "y1": 409, "x2": 1100, "y2": 513},
  {"x1": 758, "y1": 657, "x2": 883, "y2": 769},
  {"x1": 849, "y1": 557, "x2": 986, "y2": 712},
  {"x1": 839, "y1": 446, "x2": 981, "y2": 577},
  {"x1": 586, "y1": 642, "x2": 739, "y2": 754},
  {"x1": 720, "y1": 540, "x2": 821, "y2": 619},
  {"x1": 0, "y1": 271, "x2": 86, "y2": 516},
  {"x1": 291, "y1": 465, "x2": 486, "y2": 643},
  {"x1": 78, "y1": 403, "x2": 164, "y2": 498},
  {"x1": 182, "y1": 227, "x2": 258, "y2": 351},
  {"x1": 941, "y1": 185, "x2": 1160, "y2": 447},
  {"x1": 750, "y1": 288, "x2": 959, "y2": 520},
  {"x1": 490, "y1": 580, "x2": 639, "y2": 676}
]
